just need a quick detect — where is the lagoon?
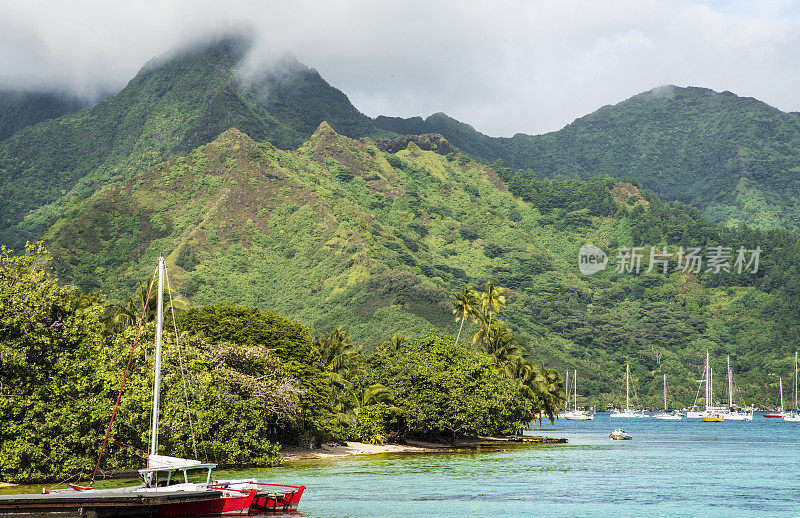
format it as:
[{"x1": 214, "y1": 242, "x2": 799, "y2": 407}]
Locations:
[
  {"x1": 4, "y1": 413, "x2": 799, "y2": 517},
  {"x1": 232, "y1": 413, "x2": 800, "y2": 517}
]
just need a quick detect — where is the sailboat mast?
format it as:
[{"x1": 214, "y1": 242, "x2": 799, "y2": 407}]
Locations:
[
  {"x1": 710, "y1": 367, "x2": 713, "y2": 408},
  {"x1": 574, "y1": 370, "x2": 577, "y2": 411},
  {"x1": 795, "y1": 351, "x2": 798, "y2": 411},
  {"x1": 727, "y1": 356, "x2": 733, "y2": 409},
  {"x1": 565, "y1": 370, "x2": 569, "y2": 411},
  {"x1": 780, "y1": 377, "x2": 784, "y2": 412},
  {"x1": 149, "y1": 256, "x2": 165, "y2": 458},
  {"x1": 663, "y1": 373, "x2": 667, "y2": 411},
  {"x1": 705, "y1": 351, "x2": 710, "y2": 411},
  {"x1": 626, "y1": 364, "x2": 630, "y2": 411}
]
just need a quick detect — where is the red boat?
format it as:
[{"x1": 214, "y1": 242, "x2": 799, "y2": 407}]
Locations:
[
  {"x1": 140, "y1": 455, "x2": 305, "y2": 516},
  {"x1": 762, "y1": 412, "x2": 785, "y2": 418},
  {"x1": 5, "y1": 256, "x2": 306, "y2": 517}
]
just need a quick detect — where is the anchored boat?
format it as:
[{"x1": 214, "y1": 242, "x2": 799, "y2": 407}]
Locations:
[
  {"x1": 652, "y1": 374, "x2": 682, "y2": 420},
  {"x1": 610, "y1": 429, "x2": 632, "y2": 440},
  {"x1": 609, "y1": 364, "x2": 646, "y2": 418},
  {"x1": 0, "y1": 256, "x2": 304, "y2": 517}
]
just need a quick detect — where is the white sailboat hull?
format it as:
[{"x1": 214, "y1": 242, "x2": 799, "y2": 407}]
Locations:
[
  {"x1": 652, "y1": 412, "x2": 682, "y2": 420},
  {"x1": 724, "y1": 411, "x2": 753, "y2": 421},
  {"x1": 563, "y1": 410, "x2": 594, "y2": 420},
  {"x1": 609, "y1": 410, "x2": 646, "y2": 418}
]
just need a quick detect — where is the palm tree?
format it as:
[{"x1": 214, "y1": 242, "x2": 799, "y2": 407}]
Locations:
[
  {"x1": 451, "y1": 287, "x2": 479, "y2": 345},
  {"x1": 472, "y1": 282, "x2": 506, "y2": 347},
  {"x1": 316, "y1": 327, "x2": 359, "y2": 377},
  {"x1": 526, "y1": 362, "x2": 566, "y2": 425},
  {"x1": 485, "y1": 325, "x2": 520, "y2": 376},
  {"x1": 102, "y1": 280, "x2": 188, "y2": 333},
  {"x1": 480, "y1": 281, "x2": 506, "y2": 331}
]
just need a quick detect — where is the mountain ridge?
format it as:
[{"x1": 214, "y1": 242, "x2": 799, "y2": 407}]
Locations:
[
  {"x1": 0, "y1": 37, "x2": 390, "y2": 250},
  {"x1": 373, "y1": 85, "x2": 800, "y2": 233}
]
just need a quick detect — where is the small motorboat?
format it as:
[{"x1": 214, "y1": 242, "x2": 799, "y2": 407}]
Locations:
[
  {"x1": 701, "y1": 411, "x2": 725, "y2": 422},
  {"x1": 610, "y1": 429, "x2": 632, "y2": 440}
]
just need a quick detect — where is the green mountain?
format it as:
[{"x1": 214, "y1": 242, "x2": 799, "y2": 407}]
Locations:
[
  {"x1": 374, "y1": 86, "x2": 800, "y2": 233},
  {"x1": 43, "y1": 122, "x2": 800, "y2": 409},
  {"x1": 4, "y1": 38, "x2": 800, "y2": 409},
  {"x1": 0, "y1": 89, "x2": 88, "y2": 141},
  {"x1": 0, "y1": 36, "x2": 386, "y2": 250}
]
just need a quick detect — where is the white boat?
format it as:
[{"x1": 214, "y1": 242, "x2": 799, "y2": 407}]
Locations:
[
  {"x1": 610, "y1": 429, "x2": 632, "y2": 440},
  {"x1": 563, "y1": 369, "x2": 594, "y2": 420},
  {"x1": 698, "y1": 351, "x2": 727, "y2": 422},
  {"x1": 784, "y1": 351, "x2": 800, "y2": 422},
  {"x1": 610, "y1": 364, "x2": 646, "y2": 418},
  {"x1": 723, "y1": 356, "x2": 753, "y2": 421},
  {"x1": 685, "y1": 407, "x2": 705, "y2": 419},
  {"x1": 653, "y1": 374, "x2": 682, "y2": 420}
]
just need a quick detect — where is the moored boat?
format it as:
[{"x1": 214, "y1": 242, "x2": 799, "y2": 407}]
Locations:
[
  {"x1": 652, "y1": 374, "x2": 682, "y2": 420},
  {"x1": 701, "y1": 411, "x2": 725, "y2": 422},
  {"x1": 563, "y1": 370, "x2": 594, "y2": 420},
  {"x1": 609, "y1": 364, "x2": 646, "y2": 418},
  {"x1": 783, "y1": 351, "x2": 800, "y2": 422},
  {"x1": 0, "y1": 256, "x2": 305, "y2": 516},
  {"x1": 609, "y1": 429, "x2": 632, "y2": 440},
  {"x1": 722, "y1": 356, "x2": 753, "y2": 421},
  {"x1": 764, "y1": 376, "x2": 786, "y2": 418}
]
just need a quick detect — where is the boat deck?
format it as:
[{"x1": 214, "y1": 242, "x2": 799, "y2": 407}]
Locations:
[{"x1": 0, "y1": 488, "x2": 224, "y2": 518}]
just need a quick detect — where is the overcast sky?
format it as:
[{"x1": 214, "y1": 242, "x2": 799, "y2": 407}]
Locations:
[{"x1": 1, "y1": 0, "x2": 798, "y2": 136}]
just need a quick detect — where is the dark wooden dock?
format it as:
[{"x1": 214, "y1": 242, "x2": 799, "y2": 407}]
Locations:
[{"x1": 0, "y1": 489, "x2": 223, "y2": 518}]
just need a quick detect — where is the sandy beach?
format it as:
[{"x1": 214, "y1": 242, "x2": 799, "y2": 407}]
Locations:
[
  {"x1": 280, "y1": 441, "x2": 445, "y2": 461},
  {"x1": 279, "y1": 435, "x2": 564, "y2": 462}
]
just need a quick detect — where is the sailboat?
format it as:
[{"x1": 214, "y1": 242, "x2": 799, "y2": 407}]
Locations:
[
  {"x1": 558, "y1": 370, "x2": 570, "y2": 419},
  {"x1": 702, "y1": 352, "x2": 726, "y2": 421},
  {"x1": 763, "y1": 377, "x2": 786, "y2": 418},
  {"x1": 685, "y1": 367, "x2": 707, "y2": 419},
  {"x1": 563, "y1": 370, "x2": 594, "y2": 420},
  {"x1": 610, "y1": 364, "x2": 646, "y2": 418},
  {"x1": 783, "y1": 352, "x2": 800, "y2": 422},
  {"x1": 723, "y1": 356, "x2": 753, "y2": 421},
  {"x1": 652, "y1": 374, "x2": 682, "y2": 420},
  {"x1": 0, "y1": 256, "x2": 305, "y2": 516}
]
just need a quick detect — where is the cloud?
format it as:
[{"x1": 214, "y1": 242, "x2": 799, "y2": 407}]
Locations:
[{"x1": 0, "y1": 0, "x2": 798, "y2": 135}]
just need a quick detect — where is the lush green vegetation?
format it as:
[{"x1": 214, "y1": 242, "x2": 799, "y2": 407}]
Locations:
[
  {"x1": 5, "y1": 36, "x2": 800, "y2": 459},
  {"x1": 34, "y1": 119, "x2": 800, "y2": 413},
  {"x1": 0, "y1": 36, "x2": 389, "y2": 251},
  {"x1": 0, "y1": 89, "x2": 87, "y2": 142},
  {"x1": 0, "y1": 245, "x2": 560, "y2": 482},
  {"x1": 374, "y1": 86, "x2": 800, "y2": 233}
]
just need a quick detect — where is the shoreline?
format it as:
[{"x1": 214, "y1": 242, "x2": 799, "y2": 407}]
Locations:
[
  {"x1": 0, "y1": 435, "x2": 566, "y2": 487},
  {"x1": 280, "y1": 435, "x2": 567, "y2": 462}
]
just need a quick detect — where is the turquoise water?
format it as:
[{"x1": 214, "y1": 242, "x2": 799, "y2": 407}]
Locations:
[
  {"x1": 228, "y1": 413, "x2": 800, "y2": 517},
  {"x1": 4, "y1": 414, "x2": 799, "y2": 516}
]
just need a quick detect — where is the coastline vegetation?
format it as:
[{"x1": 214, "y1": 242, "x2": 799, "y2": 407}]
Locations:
[{"x1": 0, "y1": 244, "x2": 562, "y2": 483}]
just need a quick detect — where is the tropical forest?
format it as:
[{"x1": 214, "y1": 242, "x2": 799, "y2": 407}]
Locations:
[{"x1": 2, "y1": 35, "x2": 800, "y2": 483}]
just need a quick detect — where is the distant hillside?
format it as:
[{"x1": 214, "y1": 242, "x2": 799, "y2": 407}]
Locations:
[
  {"x1": 0, "y1": 36, "x2": 386, "y2": 250},
  {"x1": 44, "y1": 123, "x2": 800, "y2": 409},
  {"x1": 0, "y1": 90, "x2": 88, "y2": 141},
  {"x1": 374, "y1": 86, "x2": 800, "y2": 233}
]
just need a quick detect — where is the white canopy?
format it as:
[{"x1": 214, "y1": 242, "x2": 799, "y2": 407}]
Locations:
[{"x1": 138, "y1": 454, "x2": 216, "y2": 473}]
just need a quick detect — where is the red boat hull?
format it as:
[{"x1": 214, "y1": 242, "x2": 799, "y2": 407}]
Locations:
[
  {"x1": 762, "y1": 413, "x2": 784, "y2": 418},
  {"x1": 158, "y1": 485, "x2": 304, "y2": 516}
]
